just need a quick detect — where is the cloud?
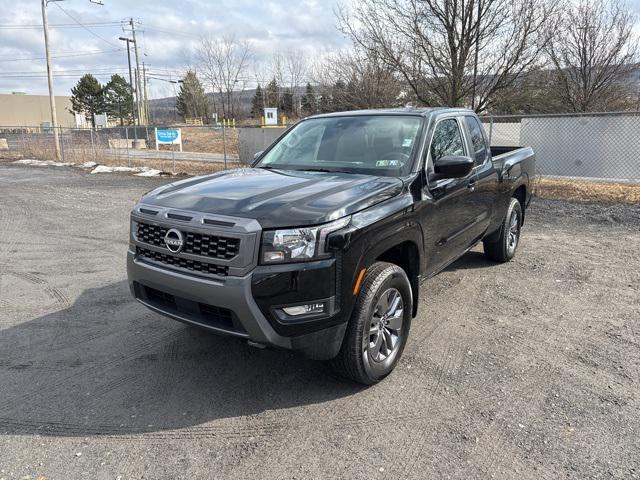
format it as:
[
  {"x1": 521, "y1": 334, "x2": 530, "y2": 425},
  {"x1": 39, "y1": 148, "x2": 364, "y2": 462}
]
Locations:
[{"x1": 0, "y1": 0, "x2": 350, "y2": 98}]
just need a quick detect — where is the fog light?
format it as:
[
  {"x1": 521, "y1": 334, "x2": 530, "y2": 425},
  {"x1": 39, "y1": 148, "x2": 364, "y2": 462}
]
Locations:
[{"x1": 282, "y1": 303, "x2": 325, "y2": 316}]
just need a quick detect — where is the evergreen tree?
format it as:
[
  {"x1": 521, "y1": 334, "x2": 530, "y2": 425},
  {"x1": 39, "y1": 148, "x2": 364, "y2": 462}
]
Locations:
[
  {"x1": 301, "y1": 83, "x2": 317, "y2": 116},
  {"x1": 103, "y1": 74, "x2": 132, "y2": 125},
  {"x1": 251, "y1": 84, "x2": 264, "y2": 118},
  {"x1": 176, "y1": 70, "x2": 209, "y2": 121},
  {"x1": 264, "y1": 78, "x2": 279, "y2": 107},
  {"x1": 318, "y1": 91, "x2": 332, "y2": 113},
  {"x1": 279, "y1": 88, "x2": 294, "y2": 116},
  {"x1": 331, "y1": 80, "x2": 348, "y2": 111},
  {"x1": 70, "y1": 74, "x2": 105, "y2": 127}
]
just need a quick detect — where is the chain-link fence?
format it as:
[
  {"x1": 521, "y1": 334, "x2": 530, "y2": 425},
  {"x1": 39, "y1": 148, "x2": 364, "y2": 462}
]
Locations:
[
  {"x1": 0, "y1": 124, "x2": 265, "y2": 173},
  {"x1": 2, "y1": 111, "x2": 639, "y2": 183},
  {"x1": 479, "y1": 111, "x2": 640, "y2": 183}
]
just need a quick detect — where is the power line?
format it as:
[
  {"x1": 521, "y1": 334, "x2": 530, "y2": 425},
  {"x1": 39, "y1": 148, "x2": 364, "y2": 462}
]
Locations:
[
  {"x1": 0, "y1": 22, "x2": 122, "y2": 29},
  {"x1": 1, "y1": 66, "x2": 130, "y2": 74},
  {"x1": 0, "y1": 74, "x2": 128, "y2": 79},
  {"x1": 0, "y1": 71, "x2": 131, "y2": 78},
  {"x1": 0, "y1": 49, "x2": 122, "y2": 63},
  {"x1": 52, "y1": 3, "x2": 121, "y2": 48}
]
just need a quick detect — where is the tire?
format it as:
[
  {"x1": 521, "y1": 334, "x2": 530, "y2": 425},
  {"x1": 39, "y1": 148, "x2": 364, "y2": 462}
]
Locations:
[
  {"x1": 330, "y1": 261, "x2": 412, "y2": 385},
  {"x1": 483, "y1": 197, "x2": 522, "y2": 263}
]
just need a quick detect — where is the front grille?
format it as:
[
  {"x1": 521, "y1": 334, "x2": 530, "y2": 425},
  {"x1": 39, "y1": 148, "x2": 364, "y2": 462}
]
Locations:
[
  {"x1": 136, "y1": 222, "x2": 240, "y2": 260},
  {"x1": 134, "y1": 283, "x2": 244, "y2": 333},
  {"x1": 137, "y1": 247, "x2": 229, "y2": 277}
]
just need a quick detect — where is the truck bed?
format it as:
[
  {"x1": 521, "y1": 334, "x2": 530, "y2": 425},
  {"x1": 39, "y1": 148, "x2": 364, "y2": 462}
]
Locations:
[{"x1": 490, "y1": 145, "x2": 525, "y2": 158}]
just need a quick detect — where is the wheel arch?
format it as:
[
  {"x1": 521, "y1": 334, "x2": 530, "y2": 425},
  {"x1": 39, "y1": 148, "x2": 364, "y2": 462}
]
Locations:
[
  {"x1": 374, "y1": 241, "x2": 421, "y2": 318},
  {"x1": 512, "y1": 184, "x2": 527, "y2": 225}
]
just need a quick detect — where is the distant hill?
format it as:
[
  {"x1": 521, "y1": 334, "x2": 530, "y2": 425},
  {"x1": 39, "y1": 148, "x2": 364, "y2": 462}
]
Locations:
[{"x1": 149, "y1": 87, "x2": 307, "y2": 124}]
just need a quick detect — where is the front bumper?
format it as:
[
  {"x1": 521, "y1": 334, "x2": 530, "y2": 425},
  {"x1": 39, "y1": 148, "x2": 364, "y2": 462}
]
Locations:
[{"x1": 127, "y1": 249, "x2": 347, "y2": 360}]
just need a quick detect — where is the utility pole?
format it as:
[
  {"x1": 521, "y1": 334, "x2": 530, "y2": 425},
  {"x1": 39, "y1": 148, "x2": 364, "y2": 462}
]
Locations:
[
  {"x1": 119, "y1": 37, "x2": 136, "y2": 126},
  {"x1": 41, "y1": 0, "x2": 61, "y2": 160},
  {"x1": 471, "y1": 0, "x2": 482, "y2": 111},
  {"x1": 142, "y1": 62, "x2": 149, "y2": 124},
  {"x1": 130, "y1": 18, "x2": 144, "y2": 124}
]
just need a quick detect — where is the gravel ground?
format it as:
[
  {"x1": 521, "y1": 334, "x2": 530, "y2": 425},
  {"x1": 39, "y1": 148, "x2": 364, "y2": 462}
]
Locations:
[{"x1": 0, "y1": 163, "x2": 639, "y2": 480}]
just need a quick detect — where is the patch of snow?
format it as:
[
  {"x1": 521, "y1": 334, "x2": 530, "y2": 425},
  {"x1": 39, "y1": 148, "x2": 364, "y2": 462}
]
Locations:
[
  {"x1": 13, "y1": 159, "x2": 74, "y2": 167},
  {"x1": 90, "y1": 165, "x2": 140, "y2": 174},
  {"x1": 135, "y1": 168, "x2": 162, "y2": 177},
  {"x1": 79, "y1": 161, "x2": 98, "y2": 168}
]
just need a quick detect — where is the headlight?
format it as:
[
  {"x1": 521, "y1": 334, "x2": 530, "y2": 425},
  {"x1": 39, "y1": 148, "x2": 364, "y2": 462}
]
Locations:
[{"x1": 261, "y1": 217, "x2": 351, "y2": 264}]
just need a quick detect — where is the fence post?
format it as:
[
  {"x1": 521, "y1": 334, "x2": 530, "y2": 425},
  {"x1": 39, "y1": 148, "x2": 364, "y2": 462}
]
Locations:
[
  {"x1": 222, "y1": 124, "x2": 228, "y2": 170},
  {"x1": 172, "y1": 141, "x2": 176, "y2": 174},
  {"x1": 59, "y1": 126, "x2": 65, "y2": 163},
  {"x1": 489, "y1": 116, "x2": 494, "y2": 144},
  {"x1": 90, "y1": 127, "x2": 96, "y2": 163},
  {"x1": 125, "y1": 127, "x2": 130, "y2": 167}
]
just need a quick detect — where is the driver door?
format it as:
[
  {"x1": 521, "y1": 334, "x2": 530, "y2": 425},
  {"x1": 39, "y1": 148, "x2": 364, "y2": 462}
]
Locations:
[{"x1": 423, "y1": 116, "x2": 482, "y2": 274}]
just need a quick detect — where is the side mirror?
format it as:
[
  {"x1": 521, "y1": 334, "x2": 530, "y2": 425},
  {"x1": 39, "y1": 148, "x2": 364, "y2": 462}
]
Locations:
[
  {"x1": 254, "y1": 150, "x2": 264, "y2": 160},
  {"x1": 431, "y1": 155, "x2": 473, "y2": 181}
]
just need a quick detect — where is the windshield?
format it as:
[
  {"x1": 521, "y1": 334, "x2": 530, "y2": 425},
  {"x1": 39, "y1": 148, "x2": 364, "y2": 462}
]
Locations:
[{"x1": 255, "y1": 115, "x2": 423, "y2": 176}]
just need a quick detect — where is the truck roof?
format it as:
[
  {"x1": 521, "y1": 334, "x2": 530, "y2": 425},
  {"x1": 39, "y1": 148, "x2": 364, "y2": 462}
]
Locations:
[{"x1": 308, "y1": 107, "x2": 475, "y2": 119}]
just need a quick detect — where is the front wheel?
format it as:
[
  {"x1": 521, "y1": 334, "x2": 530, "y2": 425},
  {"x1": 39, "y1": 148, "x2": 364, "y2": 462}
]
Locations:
[
  {"x1": 483, "y1": 197, "x2": 522, "y2": 262},
  {"x1": 330, "y1": 262, "x2": 412, "y2": 385}
]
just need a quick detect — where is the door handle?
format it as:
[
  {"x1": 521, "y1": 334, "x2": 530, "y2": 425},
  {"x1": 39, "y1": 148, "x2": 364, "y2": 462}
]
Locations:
[{"x1": 467, "y1": 180, "x2": 476, "y2": 192}]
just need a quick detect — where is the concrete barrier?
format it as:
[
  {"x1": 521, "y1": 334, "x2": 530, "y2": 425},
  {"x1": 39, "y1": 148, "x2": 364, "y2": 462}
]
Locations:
[
  {"x1": 109, "y1": 138, "x2": 132, "y2": 149},
  {"x1": 237, "y1": 127, "x2": 287, "y2": 164}
]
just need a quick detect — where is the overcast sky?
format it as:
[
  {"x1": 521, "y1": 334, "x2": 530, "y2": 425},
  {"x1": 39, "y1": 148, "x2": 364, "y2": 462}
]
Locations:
[
  {"x1": 0, "y1": 0, "x2": 350, "y2": 99},
  {"x1": 1, "y1": 0, "x2": 639, "y2": 99}
]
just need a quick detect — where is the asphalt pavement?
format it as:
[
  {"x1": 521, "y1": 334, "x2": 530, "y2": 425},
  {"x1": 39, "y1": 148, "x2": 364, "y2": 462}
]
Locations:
[{"x1": 1, "y1": 163, "x2": 639, "y2": 479}]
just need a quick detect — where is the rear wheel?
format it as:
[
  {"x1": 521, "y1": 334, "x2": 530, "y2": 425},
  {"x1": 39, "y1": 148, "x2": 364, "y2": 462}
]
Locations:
[
  {"x1": 483, "y1": 197, "x2": 522, "y2": 262},
  {"x1": 330, "y1": 262, "x2": 412, "y2": 385}
]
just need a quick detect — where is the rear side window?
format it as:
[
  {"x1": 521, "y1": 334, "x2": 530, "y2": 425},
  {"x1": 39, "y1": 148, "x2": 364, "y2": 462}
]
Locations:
[
  {"x1": 464, "y1": 116, "x2": 489, "y2": 164},
  {"x1": 430, "y1": 118, "x2": 465, "y2": 162}
]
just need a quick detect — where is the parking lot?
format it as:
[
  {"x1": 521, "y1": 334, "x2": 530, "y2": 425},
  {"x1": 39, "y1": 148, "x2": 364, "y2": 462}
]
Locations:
[{"x1": 1, "y1": 163, "x2": 639, "y2": 479}]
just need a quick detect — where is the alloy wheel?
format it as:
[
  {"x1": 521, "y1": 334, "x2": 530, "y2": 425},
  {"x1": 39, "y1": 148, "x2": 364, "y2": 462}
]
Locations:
[{"x1": 367, "y1": 288, "x2": 404, "y2": 362}]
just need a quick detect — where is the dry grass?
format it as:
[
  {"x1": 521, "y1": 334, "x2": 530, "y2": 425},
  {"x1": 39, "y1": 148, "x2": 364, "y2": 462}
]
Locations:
[
  {"x1": 0, "y1": 151, "x2": 23, "y2": 161},
  {"x1": 97, "y1": 154, "x2": 243, "y2": 176},
  {"x1": 0, "y1": 132, "x2": 243, "y2": 176},
  {"x1": 535, "y1": 177, "x2": 640, "y2": 205},
  {"x1": 3, "y1": 147, "x2": 638, "y2": 203},
  {"x1": 157, "y1": 127, "x2": 239, "y2": 155}
]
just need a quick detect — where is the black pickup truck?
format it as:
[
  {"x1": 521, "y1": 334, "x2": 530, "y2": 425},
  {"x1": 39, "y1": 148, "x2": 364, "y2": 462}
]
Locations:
[{"x1": 127, "y1": 108, "x2": 535, "y2": 384}]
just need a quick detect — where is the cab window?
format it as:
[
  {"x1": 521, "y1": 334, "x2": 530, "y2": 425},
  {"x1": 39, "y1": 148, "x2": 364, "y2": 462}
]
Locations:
[
  {"x1": 464, "y1": 116, "x2": 489, "y2": 165},
  {"x1": 430, "y1": 118, "x2": 465, "y2": 163}
]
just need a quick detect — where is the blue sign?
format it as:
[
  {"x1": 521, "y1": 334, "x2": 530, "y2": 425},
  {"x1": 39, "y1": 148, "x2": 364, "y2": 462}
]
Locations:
[{"x1": 156, "y1": 129, "x2": 180, "y2": 143}]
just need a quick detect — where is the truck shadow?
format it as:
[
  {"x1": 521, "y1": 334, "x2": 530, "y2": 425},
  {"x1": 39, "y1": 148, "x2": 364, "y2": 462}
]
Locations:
[
  {"x1": 444, "y1": 250, "x2": 495, "y2": 272},
  {"x1": 0, "y1": 281, "x2": 364, "y2": 437}
]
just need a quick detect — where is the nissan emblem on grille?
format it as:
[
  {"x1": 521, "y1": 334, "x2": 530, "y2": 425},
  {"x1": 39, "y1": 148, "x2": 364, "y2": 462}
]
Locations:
[{"x1": 164, "y1": 228, "x2": 184, "y2": 253}]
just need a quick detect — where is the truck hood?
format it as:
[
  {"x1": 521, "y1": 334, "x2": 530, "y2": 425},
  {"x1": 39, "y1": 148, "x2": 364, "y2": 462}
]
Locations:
[{"x1": 141, "y1": 168, "x2": 404, "y2": 228}]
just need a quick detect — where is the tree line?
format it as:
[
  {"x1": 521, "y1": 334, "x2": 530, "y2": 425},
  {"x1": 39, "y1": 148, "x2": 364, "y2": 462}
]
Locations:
[
  {"x1": 73, "y1": 0, "x2": 639, "y2": 124},
  {"x1": 176, "y1": 0, "x2": 638, "y2": 120}
]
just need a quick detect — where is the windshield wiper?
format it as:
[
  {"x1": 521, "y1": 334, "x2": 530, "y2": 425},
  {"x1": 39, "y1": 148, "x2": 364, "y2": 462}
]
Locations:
[{"x1": 297, "y1": 168, "x2": 351, "y2": 174}]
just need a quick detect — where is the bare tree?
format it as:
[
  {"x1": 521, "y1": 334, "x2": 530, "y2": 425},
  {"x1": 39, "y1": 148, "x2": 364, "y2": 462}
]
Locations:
[
  {"x1": 315, "y1": 48, "x2": 404, "y2": 109},
  {"x1": 336, "y1": 0, "x2": 560, "y2": 112},
  {"x1": 196, "y1": 35, "x2": 253, "y2": 119},
  {"x1": 283, "y1": 49, "x2": 309, "y2": 115},
  {"x1": 547, "y1": 0, "x2": 638, "y2": 112}
]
